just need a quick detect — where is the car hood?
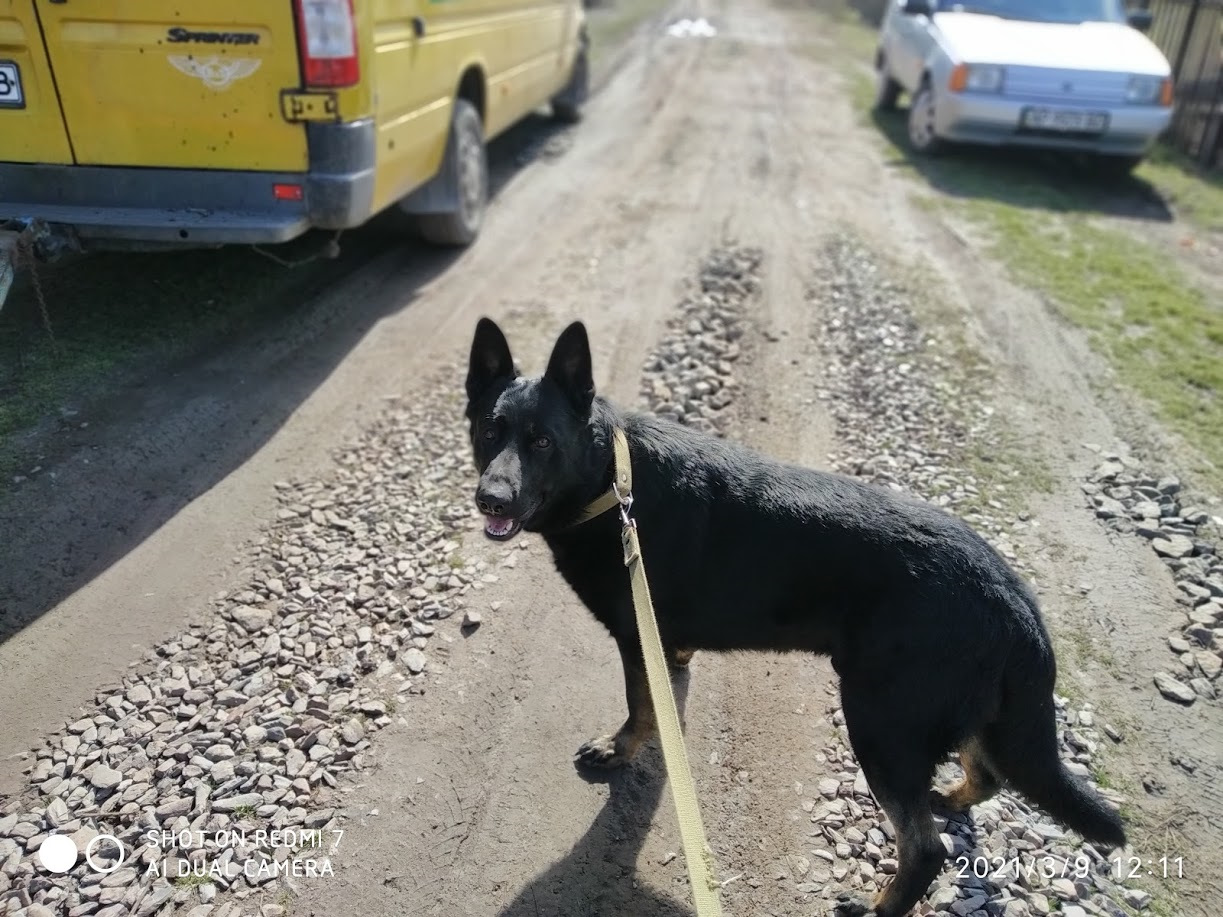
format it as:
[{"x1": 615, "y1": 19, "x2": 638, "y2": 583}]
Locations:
[{"x1": 933, "y1": 12, "x2": 1170, "y2": 75}]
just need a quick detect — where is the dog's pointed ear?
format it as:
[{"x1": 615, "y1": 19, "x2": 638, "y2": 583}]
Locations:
[
  {"x1": 466, "y1": 318, "x2": 516, "y2": 406},
  {"x1": 544, "y1": 321, "x2": 595, "y2": 415}
]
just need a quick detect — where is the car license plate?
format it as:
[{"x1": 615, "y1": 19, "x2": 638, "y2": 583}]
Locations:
[
  {"x1": 0, "y1": 61, "x2": 23, "y2": 108},
  {"x1": 1021, "y1": 107, "x2": 1107, "y2": 133}
]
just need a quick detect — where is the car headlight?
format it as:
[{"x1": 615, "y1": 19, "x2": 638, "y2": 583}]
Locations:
[
  {"x1": 949, "y1": 63, "x2": 1005, "y2": 93},
  {"x1": 1126, "y1": 74, "x2": 1173, "y2": 106}
]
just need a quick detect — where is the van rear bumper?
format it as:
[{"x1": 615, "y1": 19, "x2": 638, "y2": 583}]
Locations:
[{"x1": 0, "y1": 121, "x2": 376, "y2": 247}]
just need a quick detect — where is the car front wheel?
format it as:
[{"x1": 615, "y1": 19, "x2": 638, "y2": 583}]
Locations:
[{"x1": 907, "y1": 82, "x2": 945, "y2": 155}]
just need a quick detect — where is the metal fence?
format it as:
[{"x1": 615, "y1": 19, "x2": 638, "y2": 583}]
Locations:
[{"x1": 1144, "y1": 0, "x2": 1222, "y2": 167}]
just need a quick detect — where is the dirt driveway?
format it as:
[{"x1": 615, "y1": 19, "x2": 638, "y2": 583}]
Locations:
[{"x1": 2, "y1": 1, "x2": 1221, "y2": 916}]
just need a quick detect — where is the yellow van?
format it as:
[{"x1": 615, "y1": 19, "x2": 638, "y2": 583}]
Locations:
[{"x1": 0, "y1": 0, "x2": 589, "y2": 254}]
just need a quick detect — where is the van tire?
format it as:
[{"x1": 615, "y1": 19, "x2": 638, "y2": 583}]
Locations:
[
  {"x1": 551, "y1": 39, "x2": 589, "y2": 123},
  {"x1": 416, "y1": 99, "x2": 489, "y2": 247}
]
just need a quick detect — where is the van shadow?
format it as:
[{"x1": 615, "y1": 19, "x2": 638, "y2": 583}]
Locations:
[
  {"x1": 869, "y1": 105, "x2": 1176, "y2": 223},
  {"x1": 0, "y1": 111, "x2": 574, "y2": 653},
  {"x1": 495, "y1": 672, "x2": 696, "y2": 917}
]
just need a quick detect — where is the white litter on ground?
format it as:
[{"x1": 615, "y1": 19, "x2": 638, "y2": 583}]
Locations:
[{"x1": 666, "y1": 17, "x2": 717, "y2": 38}]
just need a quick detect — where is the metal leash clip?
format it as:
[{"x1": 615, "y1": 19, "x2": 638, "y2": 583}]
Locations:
[{"x1": 612, "y1": 480, "x2": 635, "y2": 530}]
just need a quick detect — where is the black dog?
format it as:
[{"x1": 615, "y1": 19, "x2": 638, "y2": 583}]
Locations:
[{"x1": 464, "y1": 317, "x2": 1125, "y2": 917}]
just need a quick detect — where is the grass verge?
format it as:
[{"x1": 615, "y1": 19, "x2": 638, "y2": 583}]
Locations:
[
  {"x1": 955, "y1": 203, "x2": 1223, "y2": 490},
  {"x1": 1138, "y1": 144, "x2": 1223, "y2": 233}
]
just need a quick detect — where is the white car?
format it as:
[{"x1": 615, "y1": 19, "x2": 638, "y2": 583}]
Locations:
[{"x1": 874, "y1": 0, "x2": 1175, "y2": 173}]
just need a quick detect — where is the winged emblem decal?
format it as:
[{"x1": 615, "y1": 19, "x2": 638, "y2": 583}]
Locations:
[{"x1": 168, "y1": 55, "x2": 262, "y2": 90}]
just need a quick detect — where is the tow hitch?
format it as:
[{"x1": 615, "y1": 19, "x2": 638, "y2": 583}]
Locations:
[{"x1": 0, "y1": 220, "x2": 81, "y2": 314}]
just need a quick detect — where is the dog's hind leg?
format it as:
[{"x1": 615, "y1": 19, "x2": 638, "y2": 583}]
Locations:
[
  {"x1": 576, "y1": 636, "x2": 657, "y2": 769},
  {"x1": 931, "y1": 735, "x2": 1001, "y2": 813},
  {"x1": 834, "y1": 693, "x2": 948, "y2": 917}
]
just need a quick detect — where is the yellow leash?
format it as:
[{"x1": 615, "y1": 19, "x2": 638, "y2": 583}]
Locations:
[{"x1": 583, "y1": 428, "x2": 725, "y2": 916}]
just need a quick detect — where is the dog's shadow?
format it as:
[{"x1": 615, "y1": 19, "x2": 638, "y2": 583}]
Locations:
[{"x1": 495, "y1": 672, "x2": 696, "y2": 917}]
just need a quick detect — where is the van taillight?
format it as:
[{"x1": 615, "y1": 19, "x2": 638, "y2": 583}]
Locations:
[{"x1": 294, "y1": 0, "x2": 359, "y2": 88}]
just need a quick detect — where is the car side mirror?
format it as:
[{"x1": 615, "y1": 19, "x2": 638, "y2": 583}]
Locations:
[
  {"x1": 902, "y1": 0, "x2": 935, "y2": 15},
  {"x1": 1127, "y1": 9, "x2": 1153, "y2": 31}
]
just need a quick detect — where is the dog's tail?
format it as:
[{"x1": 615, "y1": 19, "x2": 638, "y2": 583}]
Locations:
[{"x1": 981, "y1": 627, "x2": 1128, "y2": 850}]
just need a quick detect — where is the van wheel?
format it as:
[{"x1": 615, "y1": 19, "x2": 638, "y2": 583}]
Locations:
[
  {"x1": 416, "y1": 99, "x2": 488, "y2": 247},
  {"x1": 551, "y1": 40, "x2": 589, "y2": 123}
]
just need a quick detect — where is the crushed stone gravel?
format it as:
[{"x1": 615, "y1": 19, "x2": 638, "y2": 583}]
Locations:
[
  {"x1": 0, "y1": 377, "x2": 497, "y2": 917},
  {"x1": 1081, "y1": 451, "x2": 1222, "y2": 705}
]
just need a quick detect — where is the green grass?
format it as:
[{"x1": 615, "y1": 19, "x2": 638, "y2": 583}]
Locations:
[
  {"x1": 960, "y1": 204, "x2": 1223, "y2": 488},
  {"x1": 172, "y1": 872, "x2": 209, "y2": 888},
  {"x1": 1138, "y1": 144, "x2": 1223, "y2": 233}
]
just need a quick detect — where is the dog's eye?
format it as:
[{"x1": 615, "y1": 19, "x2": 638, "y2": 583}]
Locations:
[{"x1": 533, "y1": 435, "x2": 551, "y2": 450}]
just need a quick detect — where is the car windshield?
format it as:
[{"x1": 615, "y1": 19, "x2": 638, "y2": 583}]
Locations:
[{"x1": 936, "y1": 0, "x2": 1126, "y2": 24}]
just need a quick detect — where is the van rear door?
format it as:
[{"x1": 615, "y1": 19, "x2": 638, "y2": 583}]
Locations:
[
  {"x1": 0, "y1": 0, "x2": 74, "y2": 163},
  {"x1": 33, "y1": 0, "x2": 308, "y2": 171}
]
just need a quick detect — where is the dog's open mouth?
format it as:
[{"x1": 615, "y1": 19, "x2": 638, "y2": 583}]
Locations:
[{"x1": 483, "y1": 515, "x2": 523, "y2": 541}]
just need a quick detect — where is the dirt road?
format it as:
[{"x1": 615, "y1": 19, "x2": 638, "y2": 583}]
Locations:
[{"x1": 2, "y1": 1, "x2": 1221, "y2": 916}]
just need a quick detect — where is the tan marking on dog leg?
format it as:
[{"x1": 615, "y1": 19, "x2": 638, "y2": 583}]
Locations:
[
  {"x1": 577, "y1": 644, "x2": 656, "y2": 769},
  {"x1": 932, "y1": 736, "x2": 1002, "y2": 812}
]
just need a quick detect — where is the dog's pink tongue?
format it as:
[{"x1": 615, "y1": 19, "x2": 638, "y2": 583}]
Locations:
[{"x1": 485, "y1": 516, "x2": 515, "y2": 536}]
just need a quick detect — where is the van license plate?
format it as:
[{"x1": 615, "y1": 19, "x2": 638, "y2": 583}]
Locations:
[
  {"x1": 0, "y1": 61, "x2": 23, "y2": 108},
  {"x1": 1021, "y1": 107, "x2": 1107, "y2": 133}
]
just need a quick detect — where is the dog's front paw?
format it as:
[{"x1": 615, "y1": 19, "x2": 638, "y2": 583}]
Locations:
[
  {"x1": 831, "y1": 891, "x2": 876, "y2": 917},
  {"x1": 575, "y1": 734, "x2": 629, "y2": 769}
]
